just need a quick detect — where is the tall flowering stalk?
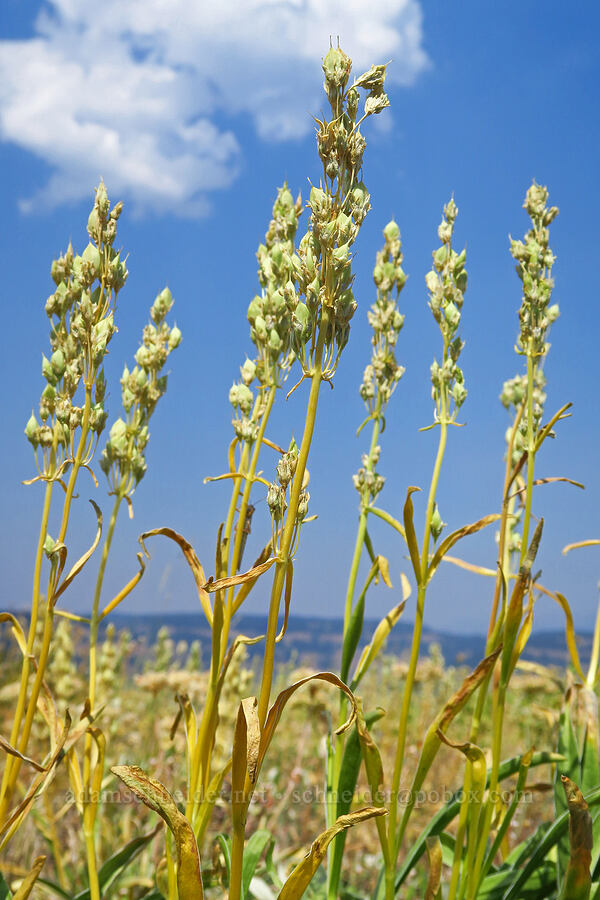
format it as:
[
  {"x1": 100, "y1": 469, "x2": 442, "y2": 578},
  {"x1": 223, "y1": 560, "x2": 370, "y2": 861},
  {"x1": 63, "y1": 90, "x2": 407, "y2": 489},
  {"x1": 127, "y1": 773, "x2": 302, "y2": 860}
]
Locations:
[
  {"x1": 384, "y1": 199, "x2": 468, "y2": 900},
  {"x1": 80, "y1": 289, "x2": 180, "y2": 900},
  {"x1": 1, "y1": 182, "x2": 126, "y2": 823},
  {"x1": 228, "y1": 45, "x2": 390, "y2": 900},
  {"x1": 446, "y1": 183, "x2": 561, "y2": 900},
  {"x1": 326, "y1": 221, "x2": 406, "y2": 900},
  {"x1": 182, "y1": 185, "x2": 303, "y2": 837}
]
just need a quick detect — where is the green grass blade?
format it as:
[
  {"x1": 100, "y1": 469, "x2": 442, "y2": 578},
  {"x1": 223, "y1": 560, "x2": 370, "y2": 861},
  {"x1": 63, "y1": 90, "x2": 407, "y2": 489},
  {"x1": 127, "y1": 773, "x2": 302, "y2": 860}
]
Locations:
[
  {"x1": 393, "y1": 751, "x2": 564, "y2": 893},
  {"x1": 71, "y1": 826, "x2": 160, "y2": 900},
  {"x1": 328, "y1": 710, "x2": 384, "y2": 898},
  {"x1": 243, "y1": 830, "x2": 274, "y2": 899}
]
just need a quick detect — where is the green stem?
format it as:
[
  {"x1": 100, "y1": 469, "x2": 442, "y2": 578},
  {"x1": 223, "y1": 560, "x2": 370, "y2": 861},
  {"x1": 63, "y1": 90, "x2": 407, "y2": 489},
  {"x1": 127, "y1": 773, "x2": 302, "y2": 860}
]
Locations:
[
  {"x1": 0, "y1": 456, "x2": 55, "y2": 817},
  {"x1": 81, "y1": 491, "x2": 122, "y2": 900},
  {"x1": 5, "y1": 386, "x2": 92, "y2": 817},
  {"x1": 343, "y1": 396, "x2": 383, "y2": 632},
  {"x1": 257, "y1": 318, "x2": 328, "y2": 728},
  {"x1": 222, "y1": 385, "x2": 277, "y2": 661},
  {"x1": 385, "y1": 402, "x2": 448, "y2": 900},
  {"x1": 229, "y1": 315, "x2": 329, "y2": 900},
  {"x1": 519, "y1": 351, "x2": 536, "y2": 568},
  {"x1": 326, "y1": 396, "x2": 382, "y2": 898}
]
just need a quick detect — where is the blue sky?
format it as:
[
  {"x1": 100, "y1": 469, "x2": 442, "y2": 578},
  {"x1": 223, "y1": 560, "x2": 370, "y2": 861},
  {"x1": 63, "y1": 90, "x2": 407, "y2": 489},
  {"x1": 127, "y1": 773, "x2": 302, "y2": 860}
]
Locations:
[{"x1": 1, "y1": 0, "x2": 599, "y2": 637}]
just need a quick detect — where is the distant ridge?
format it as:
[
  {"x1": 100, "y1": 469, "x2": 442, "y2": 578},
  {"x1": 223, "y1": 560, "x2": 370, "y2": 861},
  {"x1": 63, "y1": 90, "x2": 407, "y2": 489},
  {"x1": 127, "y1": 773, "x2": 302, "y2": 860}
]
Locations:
[
  {"x1": 100, "y1": 612, "x2": 585, "y2": 670},
  {"x1": 2, "y1": 611, "x2": 587, "y2": 671}
]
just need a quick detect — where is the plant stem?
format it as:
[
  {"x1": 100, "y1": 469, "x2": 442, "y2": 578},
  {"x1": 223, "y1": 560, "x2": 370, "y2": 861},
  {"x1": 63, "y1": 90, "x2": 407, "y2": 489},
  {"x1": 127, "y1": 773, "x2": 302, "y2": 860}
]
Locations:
[
  {"x1": 80, "y1": 491, "x2": 122, "y2": 900},
  {"x1": 229, "y1": 315, "x2": 329, "y2": 900},
  {"x1": 13, "y1": 388, "x2": 93, "y2": 778},
  {"x1": 0, "y1": 459, "x2": 54, "y2": 818},
  {"x1": 326, "y1": 396, "x2": 383, "y2": 898},
  {"x1": 257, "y1": 320, "x2": 327, "y2": 728},
  {"x1": 385, "y1": 391, "x2": 448, "y2": 900},
  {"x1": 519, "y1": 350, "x2": 536, "y2": 568}
]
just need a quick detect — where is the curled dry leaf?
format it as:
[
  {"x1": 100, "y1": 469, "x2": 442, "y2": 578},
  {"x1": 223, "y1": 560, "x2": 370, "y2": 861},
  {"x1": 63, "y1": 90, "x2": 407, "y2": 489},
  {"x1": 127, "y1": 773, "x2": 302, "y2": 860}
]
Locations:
[
  {"x1": 559, "y1": 775, "x2": 592, "y2": 900},
  {"x1": 425, "y1": 837, "x2": 442, "y2": 900},
  {"x1": 111, "y1": 765, "x2": 204, "y2": 900},
  {"x1": 52, "y1": 500, "x2": 103, "y2": 604},
  {"x1": 427, "y1": 513, "x2": 501, "y2": 582},
  {"x1": 277, "y1": 807, "x2": 387, "y2": 899},
  {"x1": 139, "y1": 527, "x2": 212, "y2": 625}
]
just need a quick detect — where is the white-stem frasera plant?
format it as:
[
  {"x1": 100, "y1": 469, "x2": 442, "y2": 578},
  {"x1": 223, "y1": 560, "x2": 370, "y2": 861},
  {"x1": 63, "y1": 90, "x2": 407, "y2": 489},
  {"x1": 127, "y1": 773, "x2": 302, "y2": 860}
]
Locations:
[
  {"x1": 0, "y1": 183, "x2": 181, "y2": 900},
  {"x1": 1, "y1": 45, "x2": 597, "y2": 900}
]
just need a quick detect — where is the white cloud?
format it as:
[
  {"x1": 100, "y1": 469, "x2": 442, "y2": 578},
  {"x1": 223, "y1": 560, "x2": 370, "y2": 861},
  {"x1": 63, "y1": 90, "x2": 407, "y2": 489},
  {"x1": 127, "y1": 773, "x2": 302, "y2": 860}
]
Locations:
[{"x1": 0, "y1": 0, "x2": 428, "y2": 216}]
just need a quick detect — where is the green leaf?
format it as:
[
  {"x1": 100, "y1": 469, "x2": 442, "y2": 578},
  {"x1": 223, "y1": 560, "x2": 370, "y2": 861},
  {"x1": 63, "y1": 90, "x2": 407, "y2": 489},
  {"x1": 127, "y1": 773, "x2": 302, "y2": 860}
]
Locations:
[
  {"x1": 427, "y1": 513, "x2": 500, "y2": 582},
  {"x1": 340, "y1": 589, "x2": 365, "y2": 684},
  {"x1": 393, "y1": 751, "x2": 564, "y2": 893},
  {"x1": 502, "y1": 785, "x2": 600, "y2": 900},
  {"x1": 0, "y1": 871, "x2": 11, "y2": 900},
  {"x1": 403, "y1": 487, "x2": 422, "y2": 585},
  {"x1": 11, "y1": 857, "x2": 46, "y2": 900},
  {"x1": 217, "y1": 834, "x2": 232, "y2": 886},
  {"x1": 71, "y1": 826, "x2": 160, "y2": 900},
  {"x1": 243, "y1": 830, "x2": 274, "y2": 898},
  {"x1": 327, "y1": 710, "x2": 384, "y2": 900}
]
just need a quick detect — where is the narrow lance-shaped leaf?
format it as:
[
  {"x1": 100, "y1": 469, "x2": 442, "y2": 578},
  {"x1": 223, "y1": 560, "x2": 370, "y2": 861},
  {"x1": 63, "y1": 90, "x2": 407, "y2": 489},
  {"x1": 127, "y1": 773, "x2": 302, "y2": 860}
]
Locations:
[
  {"x1": 351, "y1": 574, "x2": 410, "y2": 690},
  {"x1": 258, "y1": 673, "x2": 359, "y2": 778},
  {"x1": 501, "y1": 785, "x2": 600, "y2": 900},
  {"x1": 501, "y1": 519, "x2": 543, "y2": 687},
  {"x1": 340, "y1": 556, "x2": 388, "y2": 683},
  {"x1": 394, "y1": 750, "x2": 565, "y2": 893},
  {"x1": 99, "y1": 552, "x2": 146, "y2": 620},
  {"x1": 356, "y1": 702, "x2": 390, "y2": 865},
  {"x1": 1, "y1": 706, "x2": 95, "y2": 849},
  {"x1": 110, "y1": 765, "x2": 204, "y2": 900},
  {"x1": 427, "y1": 513, "x2": 500, "y2": 582},
  {"x1": 403, "y1": 486, "x2": 422, "y2": 584},
  {"x1": 193, "y1": 758, "x2": 232, "y2": 843},
  {"x1": 396, "y1": 647, "x2": 501, "y2": 842},
  {"x1": 328, "y1": 709, "x2": 385, "y2": 895},
  {"x1": 202, "y1": 556, "x2": 276, "y2": 593},
  {"x1": 231, "y1": 697, "x2": 261, "y2": 832},
  {"x1": 243, "y1": 830, "x2": 274, "y2": 900},
  {"x1": 69, "y1": 826, "x2": 162, "y2": 900},
  {"x1": 11, "y1": 856, "x2": 46, "y2": 900}
]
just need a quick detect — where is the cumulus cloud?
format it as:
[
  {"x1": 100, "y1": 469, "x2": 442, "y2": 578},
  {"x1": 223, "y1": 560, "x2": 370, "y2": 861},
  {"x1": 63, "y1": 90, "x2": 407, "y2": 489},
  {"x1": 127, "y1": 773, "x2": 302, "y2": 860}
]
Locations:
[{"x1": 0, "y1": 0, "x2": 428, "y2": 216}]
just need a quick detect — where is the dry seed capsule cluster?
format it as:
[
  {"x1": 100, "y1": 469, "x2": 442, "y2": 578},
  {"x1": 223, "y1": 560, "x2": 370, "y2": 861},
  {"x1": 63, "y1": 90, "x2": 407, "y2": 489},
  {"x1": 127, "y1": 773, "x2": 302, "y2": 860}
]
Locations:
[
  {"x1": 291, "y1": 48, "x2": 389, "y2": 375},
  {"x1": 507, "y1": 181, "x2": 559, "y2": 450},
  {"x1": 266, "y1": 442, "x2": 308, "y2": 528},
  {"x1": 510, "y1": 182, "x2": 559, "y2": 359},
  {"x1": 99, "y1": 287, "x2": 181, "y2": 495},
  {"x1": 354, "y1": 221, "x2": 406, "y2": 504},
  {"x1": 426, "y1": 198, "x2": 468, "y2": 421},
  {"x1": 232, "y1": 185, "x2": 302, "y2": 443},
  {"x1": 25, "y1": 182, "x2": 127, "y2": 459},
  {"x1": 500, "y1": 369, "x2": 547, "y2": 467}
]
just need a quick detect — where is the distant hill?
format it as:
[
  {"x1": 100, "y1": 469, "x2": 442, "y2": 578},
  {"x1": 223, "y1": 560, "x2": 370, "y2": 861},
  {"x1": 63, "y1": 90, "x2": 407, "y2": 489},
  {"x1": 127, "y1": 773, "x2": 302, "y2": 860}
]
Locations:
[
  {"x1": 2, "y1": 611, "x2": 587, "y2": 672},
  {"x1": 101, "y1": 612, "x2": 586, "y2": 671}
]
